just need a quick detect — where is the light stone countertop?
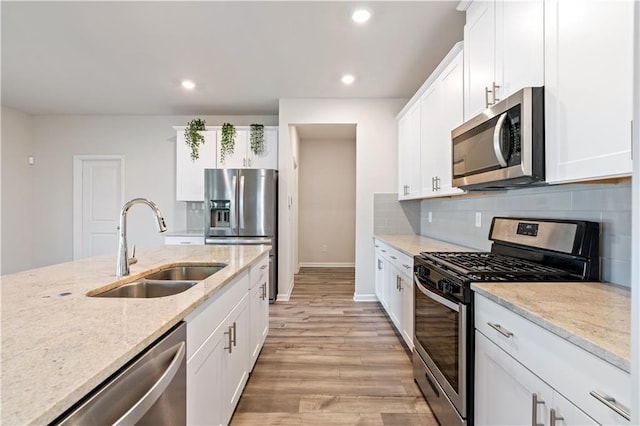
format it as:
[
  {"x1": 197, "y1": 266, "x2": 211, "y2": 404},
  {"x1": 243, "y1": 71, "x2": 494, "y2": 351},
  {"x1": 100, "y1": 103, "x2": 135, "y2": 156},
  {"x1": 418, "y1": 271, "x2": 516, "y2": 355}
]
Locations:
[
  {"x1": 0, "y1": 244, "x2": 270, "y2": 425},
  {"x1": 374, "y1": 234, "x2": 476, "y2": 256},
  {"x1": 472, "y1": 282, "x2": 631, "y2": 373}
]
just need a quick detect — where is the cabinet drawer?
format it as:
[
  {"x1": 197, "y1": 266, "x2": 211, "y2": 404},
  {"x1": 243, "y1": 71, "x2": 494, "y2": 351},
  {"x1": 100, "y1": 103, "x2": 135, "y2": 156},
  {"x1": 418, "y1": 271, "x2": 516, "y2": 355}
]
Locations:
[
  {"x1": 249, "y1": 254, "x2": 269, "y2": 290},
  {"x1": 475, "y1": 294, "x2": 630, "y2": 425},
  {"x1": 164, "y1": 236, "x2": 204, "y2": 245},
  {"x1": 185, "y1": 269, "x2": 249, "y2": 360},
  {"x1": 375, "y1": 240, "x2": 413, "y2": 273}
]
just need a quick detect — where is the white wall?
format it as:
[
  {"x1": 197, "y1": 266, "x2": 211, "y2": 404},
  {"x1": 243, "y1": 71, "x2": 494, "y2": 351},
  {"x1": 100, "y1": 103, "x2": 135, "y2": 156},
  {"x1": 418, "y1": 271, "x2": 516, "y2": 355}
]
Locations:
[
  {"x1": 278, "y1": 98, "x2": 405, "y2": 301},
  {"x1": 298, "y1": 137, "x2": 356, "y2": 266},
  {"x1": 1, "y1": 106, "x2": 35, "y2": 274},
  {"x1": 630, "y1": 1, "x2": 639, "y2": 422},
  {"x1": 3, "y1": 113, "x2": 276, "y2": 272}
]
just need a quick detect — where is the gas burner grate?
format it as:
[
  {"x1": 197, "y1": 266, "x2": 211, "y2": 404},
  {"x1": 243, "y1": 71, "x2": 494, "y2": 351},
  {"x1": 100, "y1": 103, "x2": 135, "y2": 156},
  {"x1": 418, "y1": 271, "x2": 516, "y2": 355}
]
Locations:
[{"x1": 422, "y1": 252, "x2": 572, "y2": 279}]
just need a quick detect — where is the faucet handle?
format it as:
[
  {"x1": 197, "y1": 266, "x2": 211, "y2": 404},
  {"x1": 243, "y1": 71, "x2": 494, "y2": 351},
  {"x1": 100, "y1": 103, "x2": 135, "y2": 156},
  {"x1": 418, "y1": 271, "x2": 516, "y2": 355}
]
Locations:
[{"x1": 128, "y1": 245, "x2": 138, "y2": 266}]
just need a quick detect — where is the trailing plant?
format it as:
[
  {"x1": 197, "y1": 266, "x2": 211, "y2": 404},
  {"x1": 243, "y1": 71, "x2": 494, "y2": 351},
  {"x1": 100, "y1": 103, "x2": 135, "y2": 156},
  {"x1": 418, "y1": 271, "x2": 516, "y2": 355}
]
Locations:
[
  {"x1": 250, "y1": 123, "x2": 265, "y2": 155},
  {"x1": 184, "y1": 118, "x2": 206, "y2": 161},
  {"x1": 220, "y1": 122, "x2": 236, "y2": 164}
]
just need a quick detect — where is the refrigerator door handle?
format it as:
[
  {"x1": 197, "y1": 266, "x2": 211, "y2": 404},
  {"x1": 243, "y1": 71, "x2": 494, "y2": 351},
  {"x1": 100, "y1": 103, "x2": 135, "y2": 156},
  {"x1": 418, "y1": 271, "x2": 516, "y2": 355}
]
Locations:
[
  {"x1": 231, "y1": 174, "x2": 237, "y2": 232},
  {"x1": 239, "y1": 174, "x2": 245, "y2": 230}
]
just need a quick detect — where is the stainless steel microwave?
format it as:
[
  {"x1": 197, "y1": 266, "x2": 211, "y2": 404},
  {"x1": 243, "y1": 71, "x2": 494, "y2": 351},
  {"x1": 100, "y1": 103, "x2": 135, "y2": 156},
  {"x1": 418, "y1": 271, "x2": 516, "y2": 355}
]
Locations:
[{"x1": 451, "y1": 86, "x2": 544, "y2": 191}]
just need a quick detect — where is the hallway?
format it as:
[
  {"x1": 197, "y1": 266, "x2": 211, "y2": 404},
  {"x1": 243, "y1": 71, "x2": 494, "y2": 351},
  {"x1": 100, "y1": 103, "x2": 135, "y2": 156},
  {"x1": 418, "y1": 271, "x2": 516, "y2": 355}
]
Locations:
[{"x1": 231, "y1": 267, "x2": 436, "y2": 425}]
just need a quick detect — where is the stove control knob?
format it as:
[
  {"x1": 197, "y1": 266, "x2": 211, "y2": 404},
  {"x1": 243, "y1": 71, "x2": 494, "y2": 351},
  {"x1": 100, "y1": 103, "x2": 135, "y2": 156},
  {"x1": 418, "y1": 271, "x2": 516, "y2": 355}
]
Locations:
[
  {"x1": 438, "y1": 279, "x2": 453, "y2": 294},
  {"x1": 416, "y1": 265, "x2": 430, "y2": 277}
]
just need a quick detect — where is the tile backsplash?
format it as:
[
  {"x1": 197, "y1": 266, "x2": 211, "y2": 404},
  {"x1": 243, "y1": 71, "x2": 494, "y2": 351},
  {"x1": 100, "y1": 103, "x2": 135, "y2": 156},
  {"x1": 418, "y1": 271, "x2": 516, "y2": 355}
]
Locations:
[
  {"x1": 374, "y1": 193, "x2": 420, "y2": 235},
  {"x1": 374, "y1": 181, "x2": 632, "y2": 287},
  {"x1": 186, "y1": 202, "x2": 205, "y2": 231}
]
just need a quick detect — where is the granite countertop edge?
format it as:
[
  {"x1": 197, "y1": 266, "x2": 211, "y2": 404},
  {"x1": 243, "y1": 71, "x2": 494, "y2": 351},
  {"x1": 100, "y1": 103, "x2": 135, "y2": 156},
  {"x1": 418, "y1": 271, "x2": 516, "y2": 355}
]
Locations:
[{"x1": 471, "y1": 285, "x2": 630, "y2": 373}]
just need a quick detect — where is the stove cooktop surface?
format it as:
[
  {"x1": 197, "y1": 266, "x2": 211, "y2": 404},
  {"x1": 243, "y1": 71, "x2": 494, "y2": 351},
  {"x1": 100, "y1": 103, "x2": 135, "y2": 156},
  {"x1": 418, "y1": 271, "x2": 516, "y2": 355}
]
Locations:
[{"x1": 416, "y1": 251, "x2": 581, "y2": 283}]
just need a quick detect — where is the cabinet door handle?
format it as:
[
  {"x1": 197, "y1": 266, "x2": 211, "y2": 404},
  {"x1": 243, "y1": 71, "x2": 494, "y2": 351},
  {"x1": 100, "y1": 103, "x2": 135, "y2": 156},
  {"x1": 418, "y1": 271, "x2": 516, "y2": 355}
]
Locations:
[
  {"x1": 436, "y1": 176, "x2": 441, "y2": 191},
  {"x1": 487, "y1": 322, "x2": 514, "y2": 338},
  {"x1": 492, "y1": 81, "x2": 501, "y2": 104},
  {"x1": 224, "y1": 327, "x2": 233, "y2": 353},
  {"x1": 377, "y1": 259, "x2": 383, "y2": 270},
  {"x1": 550, "y1": 409, "x2": 564, "y2": 425},
  {"x1": 531, "y1": 393, "x2": 545, "y2": 426},
  {"x1": 590, "y1": 391, "x2": 631, "y2": 421},
  {"x1": 263, "y1": 283, "x2": 267, "y2": 300},
  {"x1": 231, "y1": 322, "x2": 237, "y2": 347},
  {"x1": 485, "y1": 86, "x2": 491, "y2": 108}
]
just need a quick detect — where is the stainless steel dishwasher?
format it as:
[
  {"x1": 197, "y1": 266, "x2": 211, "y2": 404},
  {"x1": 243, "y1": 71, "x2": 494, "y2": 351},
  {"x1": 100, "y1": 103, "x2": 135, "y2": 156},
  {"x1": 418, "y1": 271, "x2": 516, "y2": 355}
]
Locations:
[{"x1": 53, "y1": 322, "x2": 186, "y2": 425}]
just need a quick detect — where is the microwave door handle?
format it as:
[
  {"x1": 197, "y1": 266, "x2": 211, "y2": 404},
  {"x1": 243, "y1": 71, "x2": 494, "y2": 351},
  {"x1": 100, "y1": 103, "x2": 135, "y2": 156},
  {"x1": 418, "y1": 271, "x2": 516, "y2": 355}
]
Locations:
[{"x1": 493, "y1": 112, "x2": 509, "y2": 167}]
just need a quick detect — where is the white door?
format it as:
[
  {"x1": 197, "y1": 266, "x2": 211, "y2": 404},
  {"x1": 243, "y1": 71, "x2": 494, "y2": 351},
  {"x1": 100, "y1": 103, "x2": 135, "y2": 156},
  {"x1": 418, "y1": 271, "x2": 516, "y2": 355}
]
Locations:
[{"x1": 73, "y1": 156, "x2": 124, "y2": 260}]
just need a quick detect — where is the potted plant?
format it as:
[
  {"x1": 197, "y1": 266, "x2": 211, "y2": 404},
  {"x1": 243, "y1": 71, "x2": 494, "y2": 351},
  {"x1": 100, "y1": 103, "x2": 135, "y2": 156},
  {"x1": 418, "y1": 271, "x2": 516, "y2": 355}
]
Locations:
[
  {"x1": 220, "y1": 122, "x2": 236, "y2": 163},
  {"x1": 250, "y1": 124, "x2": 265, "y2": 155},
  {"x1": 184, "y1": 118, "x2": 206, "y2": 161}
]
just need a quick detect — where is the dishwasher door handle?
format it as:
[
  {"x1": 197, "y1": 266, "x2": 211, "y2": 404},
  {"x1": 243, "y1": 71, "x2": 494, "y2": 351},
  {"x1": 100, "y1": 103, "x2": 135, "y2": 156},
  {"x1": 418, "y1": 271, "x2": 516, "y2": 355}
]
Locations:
[{"x1": 114, "y1": 341, "x2": 186, "y2": 426}]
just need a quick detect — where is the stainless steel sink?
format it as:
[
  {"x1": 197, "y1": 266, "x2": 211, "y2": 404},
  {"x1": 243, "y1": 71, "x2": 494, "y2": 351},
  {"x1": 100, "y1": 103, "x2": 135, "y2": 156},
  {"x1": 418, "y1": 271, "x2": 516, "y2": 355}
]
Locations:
[
  {"x1": 142, "y1": 264, "x2": 226, "y2": 281},
  {"x1": 94, "y1": 280, "x2": 199, "y2": 298},
  {"x1": 90, "y1": 264, "x2": 227, "y2": 298}
]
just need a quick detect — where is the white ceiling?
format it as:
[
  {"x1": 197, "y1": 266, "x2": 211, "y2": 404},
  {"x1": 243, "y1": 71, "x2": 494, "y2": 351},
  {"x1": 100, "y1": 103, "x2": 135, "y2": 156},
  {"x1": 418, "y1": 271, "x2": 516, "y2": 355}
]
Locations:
[{"x1": 1, "y1": 1, "x2": 464, "y2": 116}]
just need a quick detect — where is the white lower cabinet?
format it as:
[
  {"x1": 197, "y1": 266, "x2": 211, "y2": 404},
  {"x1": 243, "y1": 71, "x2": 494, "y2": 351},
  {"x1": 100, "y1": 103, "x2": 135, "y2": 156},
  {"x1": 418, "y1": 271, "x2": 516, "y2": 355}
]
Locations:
[
  {"x1": 476, "y1": 331, "x2": 596, "y2": 426},
  {"x1": 475, "y1": 293, "x2": 631, "y2": 425},
  {"x1": 185, "y1": 257, "x2": 269, "y2": 426},
  {"x1": 223, "y1": 295, "x2": 250, "y2": 423},
  {"x1": 374, "y1": 239, "x2": 414, "y2": 350},
  {"x1": 249, "y1": 254, "x2": 269, "y2": 371}
]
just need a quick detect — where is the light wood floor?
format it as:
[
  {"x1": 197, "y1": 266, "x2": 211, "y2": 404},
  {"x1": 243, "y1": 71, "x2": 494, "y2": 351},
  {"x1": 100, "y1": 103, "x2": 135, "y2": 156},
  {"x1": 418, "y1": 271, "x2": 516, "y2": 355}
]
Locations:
[{"x1": 231, "y1": 267, "x2": 436, "y2": 425}]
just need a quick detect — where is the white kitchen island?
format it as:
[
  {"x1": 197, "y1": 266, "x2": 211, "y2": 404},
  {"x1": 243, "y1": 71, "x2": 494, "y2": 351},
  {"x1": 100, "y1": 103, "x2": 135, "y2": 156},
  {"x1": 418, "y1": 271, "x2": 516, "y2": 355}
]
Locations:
[{"x1": 0, "y1": 244, "x2": 270, "y2": 425}]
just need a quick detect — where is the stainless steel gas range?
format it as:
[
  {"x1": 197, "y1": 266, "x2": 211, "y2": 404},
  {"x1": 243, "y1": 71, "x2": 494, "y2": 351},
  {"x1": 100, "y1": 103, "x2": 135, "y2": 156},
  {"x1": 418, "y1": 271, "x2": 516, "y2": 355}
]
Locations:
[{"x1": 412, "y1": 217, "x2": 600, "y2": 426}]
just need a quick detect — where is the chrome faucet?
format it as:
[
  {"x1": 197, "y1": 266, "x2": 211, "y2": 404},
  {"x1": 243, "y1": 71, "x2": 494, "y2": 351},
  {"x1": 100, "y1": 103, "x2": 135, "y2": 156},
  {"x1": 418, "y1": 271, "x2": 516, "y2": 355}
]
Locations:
[{"x1": 116, "y1": 198, "x2": 167, "y2": 277}]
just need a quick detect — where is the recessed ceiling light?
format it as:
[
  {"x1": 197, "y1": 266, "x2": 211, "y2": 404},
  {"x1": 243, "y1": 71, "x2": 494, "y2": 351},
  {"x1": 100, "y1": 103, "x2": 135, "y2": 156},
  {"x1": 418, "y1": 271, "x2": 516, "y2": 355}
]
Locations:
[
  {"x1": 351, "y1": 9, "x2": 371, "y2": 24},
  {"x1": 181, "y1": 80, "x2": 196, "y2": 90},
  {"x1": 341, "y1": 74, "x2": 355, "y2": 85}
]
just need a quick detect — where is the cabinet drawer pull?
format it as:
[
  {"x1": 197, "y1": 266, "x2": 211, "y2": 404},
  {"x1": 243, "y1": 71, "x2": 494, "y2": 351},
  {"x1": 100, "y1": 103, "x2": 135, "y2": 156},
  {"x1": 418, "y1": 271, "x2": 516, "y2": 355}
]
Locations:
[
  {"x1": 487, "y1": 322, "x2": 514, "y2": 338},
  {"x1": 550, "y1": 409, "x2": 564, "y2": 425},
  {"x1": 260, "y1": 264, "x2": 267, "y2": 270},
  {"x1": 531, "y1": 393, "x2": 545, "y2": 426},
  {"x1": 381, "y1": 249, "x2": 387, "y2": 253},
  {"x1": 590, "y1": 391, "x2": 630, "y2": 421},
  {"x1": 402, "y1": 264, "x2": 411, "y2": 269},
  {"x1": 390, "y1": 255, "x2": 397, "y2": 260}
]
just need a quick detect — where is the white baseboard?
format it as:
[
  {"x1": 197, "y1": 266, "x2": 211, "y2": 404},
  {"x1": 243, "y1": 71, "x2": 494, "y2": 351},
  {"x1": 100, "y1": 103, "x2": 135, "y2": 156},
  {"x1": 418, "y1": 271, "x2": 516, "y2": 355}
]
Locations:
[
  {"x1": 276, "y1": 277, "x2": 295, "y2": 302},
  {"x1": 298, "y1": 262, "x2": 355, "y2": 268},
  {"x1": 353, "y1": 293, "x2": 379, "y2": 302}
]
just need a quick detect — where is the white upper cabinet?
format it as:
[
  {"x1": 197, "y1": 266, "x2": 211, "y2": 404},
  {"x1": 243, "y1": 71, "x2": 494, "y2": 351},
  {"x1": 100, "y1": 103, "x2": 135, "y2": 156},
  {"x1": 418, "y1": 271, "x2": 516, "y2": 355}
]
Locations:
[
  {"x1": 398, "y1": 42, "x2": 465, "y2": 201},
  {"x1": 175, "y1": 128, "x2": 217, "y2": 201},
  {"x1": 217, "y1": 127, "x2": 278, "y2": 170},
  {"x1": 463, "y1": 0, "x2": 543, "y2": 119},
  {"x1": 175, "y1": 125, "x2": 278, "y2": 201},
  {"x1": 420, "y1": 49, "x2": 465, "y2": 198},
  {"x1": 398, "y1": 102, "x2": 422, "y2": 200},
  {"x1": 249, "y1": 127, "x2": 278, "y2": 169},
  {"x1": 544, "y1": 0, "x2": 633, "y2": 183}
]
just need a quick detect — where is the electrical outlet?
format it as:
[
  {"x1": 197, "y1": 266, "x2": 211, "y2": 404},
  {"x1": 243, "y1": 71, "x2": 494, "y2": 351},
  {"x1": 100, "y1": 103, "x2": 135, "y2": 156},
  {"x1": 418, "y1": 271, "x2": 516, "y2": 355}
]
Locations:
[
  {"x1": 475, "y1": 212, "x2": 482, "y2": 228},
  {"x1": 428, "y1": 211, "x2": 433, "y2": 223}
]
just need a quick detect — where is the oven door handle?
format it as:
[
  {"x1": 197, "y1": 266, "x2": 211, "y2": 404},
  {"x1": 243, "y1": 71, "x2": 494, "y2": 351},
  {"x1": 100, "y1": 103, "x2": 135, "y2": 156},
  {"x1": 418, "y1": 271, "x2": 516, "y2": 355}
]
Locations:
[{"x1": 414, "y1": 274, "x2": 460, "y2": 312}]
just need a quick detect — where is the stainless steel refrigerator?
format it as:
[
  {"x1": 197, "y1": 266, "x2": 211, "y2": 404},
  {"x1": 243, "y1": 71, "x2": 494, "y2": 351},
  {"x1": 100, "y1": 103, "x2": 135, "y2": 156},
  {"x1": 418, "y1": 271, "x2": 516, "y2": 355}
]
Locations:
[{"x1": 204, "y1": 169, "x2": 278, "y2": 302}]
